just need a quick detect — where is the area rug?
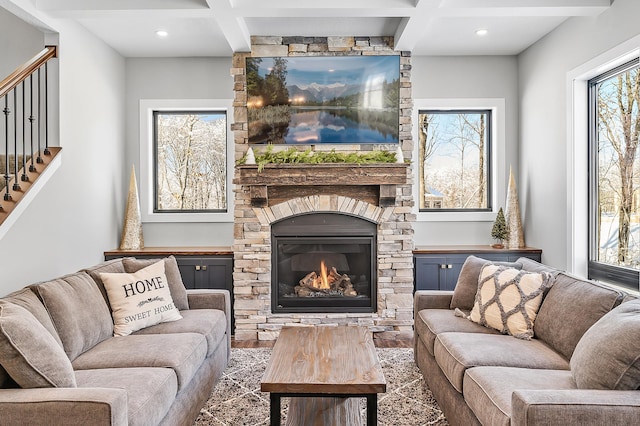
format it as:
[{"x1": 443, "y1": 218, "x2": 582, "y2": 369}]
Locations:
[{"x1": 194, "y1": 347, "x2": 448, "y2": 426}]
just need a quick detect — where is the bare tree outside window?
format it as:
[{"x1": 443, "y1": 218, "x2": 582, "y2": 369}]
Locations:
[
  {"x1": 591, "y1": 61, "x2": 640, "y2": 275},
  {"x1": 418, "y1": 110, "x2": 491, "y2": 211},
  {"x1": 154, "y1": 111, "x2": 227, "y2": 212}
]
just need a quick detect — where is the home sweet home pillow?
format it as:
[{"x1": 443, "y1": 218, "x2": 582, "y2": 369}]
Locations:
[
  {"x1": 467, "y1": 264, "x2": 551, "y2": 340},
  {"x1": 100, "y1": 260, "x2": 182, "y2": 336}
]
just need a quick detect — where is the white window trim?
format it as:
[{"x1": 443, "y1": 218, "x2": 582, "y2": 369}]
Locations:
[
  {"x1": 139, "y1": 99, "x2": 234, "y2": 223},
  {"x1": 412, "y1": 98, "x2": 506, "y2": 222},
  {"x1": 566, "y1": 36, "x2": 640, "y2": 277}
]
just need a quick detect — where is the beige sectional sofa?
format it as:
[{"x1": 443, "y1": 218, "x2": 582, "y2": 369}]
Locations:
[
  {"x1": 414, "y1": 256, "x2": 640, "y2": 426},
  {"x1": 0, "y1": 257, "x2": 231, "y2": 426}
]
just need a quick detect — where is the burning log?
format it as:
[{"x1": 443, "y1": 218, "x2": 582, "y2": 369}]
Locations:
[{"x1": 295, "y1": 265, "x2": 357, "y2": 297}]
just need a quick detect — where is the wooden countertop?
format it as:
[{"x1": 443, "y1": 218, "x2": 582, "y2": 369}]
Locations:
[
  {"x1": 104, "y1": 246, "x2": 233, "y2": 257},
  {"x1": 413, "y1": 245, "x2": 541, "y2": 254}
]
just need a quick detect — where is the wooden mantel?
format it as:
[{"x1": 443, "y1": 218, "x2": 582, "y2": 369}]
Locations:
[{"x1": 234, "y1": 163, "x2": 410, "y2": 207}]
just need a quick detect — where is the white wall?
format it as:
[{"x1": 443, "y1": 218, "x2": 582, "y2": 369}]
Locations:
[
  {"x1": 411, "y1": 55, "x2": 519, "y2": 246},
  {"x1": 0, "y1": 7, "x2": 44, "y2": 76},
  {"x1": 518, "y1": 0, "x2": 640, "y2": 270},
  {"x1": 0, "y1": 3, "x2": 126, "y2": 294},
  {"x1": 125, "y1": 57, "x2": 234, "y2": 246}
]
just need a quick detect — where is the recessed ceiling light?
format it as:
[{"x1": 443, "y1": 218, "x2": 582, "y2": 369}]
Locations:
[
  {"x1": 475, "y1": 29, "x2": 488, "y2": 37},
  {"x1": 156, "y1": 30, "x2": 169, "y2": 38}
]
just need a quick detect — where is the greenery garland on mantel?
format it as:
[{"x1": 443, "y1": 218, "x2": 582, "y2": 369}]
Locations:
[{"x1": 237, "y1": 146, "x2": 402, "y2": 172}]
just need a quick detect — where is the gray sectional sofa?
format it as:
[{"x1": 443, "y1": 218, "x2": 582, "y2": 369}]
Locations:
[
  {"x1": 0, "y1": 257, "x2": 231, "y2": 426},
  {"x1": 414, "y1": 256, "x2": 640, "y2": 426}
]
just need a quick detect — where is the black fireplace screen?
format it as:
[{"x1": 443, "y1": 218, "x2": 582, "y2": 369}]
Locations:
[{"x1": 271, "y1": 213, "x2": 377, "y2": 314}]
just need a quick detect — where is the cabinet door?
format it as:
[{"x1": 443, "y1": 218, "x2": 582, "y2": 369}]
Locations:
[
  {"x1": 175, "y1": 258, "x2": 200, "y2": 290},
  {"x1": 175, "y1": 257, "x2": 233, "y2": 291},
  {"x1": 414, "y1": 256, "x2": 447, "y2": 291},
  {"x1": 196, "y1": 257, "x2": 233, "y2": 291},
  {"x1": 440, "y1": 255, "x2": 467, "y2": 291}
]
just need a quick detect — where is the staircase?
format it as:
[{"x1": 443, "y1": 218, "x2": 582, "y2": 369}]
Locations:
[{"x1": 0, "y1": 46, "x2": 60, "y2": 230}]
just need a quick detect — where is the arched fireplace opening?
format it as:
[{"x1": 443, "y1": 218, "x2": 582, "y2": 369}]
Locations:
[{"x1": 271, "y1": 213, "x2": 377, "y2": 314}]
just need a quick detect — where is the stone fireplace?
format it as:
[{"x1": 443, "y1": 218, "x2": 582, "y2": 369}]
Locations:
[{"x1": 231, "y1": 36, "x2": 414, "y2": 340}]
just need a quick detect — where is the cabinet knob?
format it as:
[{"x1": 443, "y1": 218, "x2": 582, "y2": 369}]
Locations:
[
  {"x1": 448, "y1": 264, "x2": 453, "y2": 269},
  {"x1": 440, "y1": 264, "x2": 447, "y2": 269},
  {"x1": 201, "y1": 265, "x2": 207, "y2": 271},
  {"x1": 195, "y1": 265, "x2": 201, "y2": 271}
]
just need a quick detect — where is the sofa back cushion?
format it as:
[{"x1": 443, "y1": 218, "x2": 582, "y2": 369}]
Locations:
[
  {"x1": 534, "y1": 273, "x2": 624, "y2": 360},
  {"x1": 517, "y1": 257, "x2": 562, "y2": 275},
  {"x1": 0, "y1": 301, "x2": 76, "y2": 388},
  {"x1": 2, "y1": 288, "x2": 62, "y2": 347},
  {"x1": 82, "y1": 258, "x2": 126, "y2": 306},
  {"x1": 571, "y1": 299, "x2": 640, "y2": 390},
  {"x1": 30, "y1": 272, "x2": 113, "y2": 361},
  {"x1": 123, "y1": 256, "x2": 189, "y2": 311}
]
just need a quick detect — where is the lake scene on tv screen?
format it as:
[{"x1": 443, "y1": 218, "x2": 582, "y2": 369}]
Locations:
[{"x1": 246, "y1": 55, "x2": 400, "y2": 144}]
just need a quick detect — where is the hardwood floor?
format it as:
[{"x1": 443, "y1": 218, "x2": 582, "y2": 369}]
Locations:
[{"x1": 231, "y1": 336, "x2": 413, "y2": 348}]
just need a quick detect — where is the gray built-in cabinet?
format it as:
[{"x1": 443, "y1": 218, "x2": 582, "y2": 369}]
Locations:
[{"x1": 413, "y1": 246, "x2": 542, "y2": 292}]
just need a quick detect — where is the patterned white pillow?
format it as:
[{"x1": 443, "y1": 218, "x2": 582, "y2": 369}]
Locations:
[
  {"x1": 100, "y1": 260, "x2": 182, "y2": 336},
  {"x1": 467, "y1": 264, "x2": 551, "y2": 340}
]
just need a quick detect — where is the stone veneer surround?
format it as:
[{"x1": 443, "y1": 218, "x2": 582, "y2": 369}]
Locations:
[{"x1": 231, "y1": 36, "x2": 415, "y2": 340}]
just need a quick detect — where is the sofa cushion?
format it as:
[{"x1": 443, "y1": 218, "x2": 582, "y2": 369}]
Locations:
[
  {"x1": 0, "y1": 301, "x2": 76, "y2": 388},
  {"x1": 72, "y1": 333, "x2": 207, "y2": 391},
  {"x1": 450, "y1": 256, "x2": 522, "y2": 311},
  {"x1": 31, "y1": 272, "x2": 113, "y2": 361},
  {"x1": 123, "y1": 256, "x2": 189, "y2": 311},
  {"x1": 517, "y1": 257, "x2": 562, "y2": 275},
  {"x1": 2, "y1": 288, "x2": 62, "y2": 347},
  {"x1": 82, "y1": 258, "x2": 126, "y2": 305},
  {"x1": 534, "y1": 273, "x2": 623, "y2": 360},
  {"x1": 415, "y1": 308, "x2": 500, "y2": 356},
  {"x1": 434, "y1": 332, "x2": 569, "y2": 393},
  {"x1": 1, "y1": 288, "x2": 64, "y2": 385},
  {"x1": 570, "y1": 299, "x2": 640, "y2": 390},
  {"x1": 133, "y1": 309, "x2": 226, "y2": 357},
  {"x1": 100, "y1": 260, "x2": 182, "y2": 336},
  {"x1": 463, "y1": 367, "x2": 576, "y2": 426},
  {"x1": 75, "y1": 367, "x2": 177, "y2": 426},
  {"x1": 468, "y1": 265, "x2": 551, "y2": 339}
]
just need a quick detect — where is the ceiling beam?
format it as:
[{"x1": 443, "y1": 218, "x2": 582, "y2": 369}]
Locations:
[
  {"x1": 206, "y1": 0, "x2": 251, "y2": 53},
  {"x1": 394, "y1": 0, "x2": 442, "y2": 52},
  {"x1": 438, "y1": 0, "x2": 611, "y2": 17}
]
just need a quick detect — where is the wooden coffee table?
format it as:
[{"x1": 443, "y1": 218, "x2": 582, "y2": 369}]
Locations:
[{"x1": 261, "y1": 326, "x2": 386, "y2": 426}]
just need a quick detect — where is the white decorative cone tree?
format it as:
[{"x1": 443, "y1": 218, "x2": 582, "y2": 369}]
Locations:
[
  {"x1": 119, "y1": 165, "x2": 144, "y2": 250},
  {"x1": 505, "y1": 167, "x2": 525, "y2": 248},
  {"x1": 245, "y1": 147, "x2": 256, "y2": 165}
]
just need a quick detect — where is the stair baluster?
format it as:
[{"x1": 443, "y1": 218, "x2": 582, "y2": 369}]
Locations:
[{"x1": 3, "y1": 96, "x2": 10, "y2": 201}]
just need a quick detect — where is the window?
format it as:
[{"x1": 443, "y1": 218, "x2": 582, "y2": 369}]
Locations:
[
  {"x1": 153, "y1": 111, "x2": 227, "y2": 212},
  {"x1": 417, "y1": 110, "x2": 492, "y2": 212},
  {"x1": 588, "y1": 58, "x2": 640, "y2": 290},
  {"x1": 140, "y1": 99, "x2": 233, "y2": 223}
]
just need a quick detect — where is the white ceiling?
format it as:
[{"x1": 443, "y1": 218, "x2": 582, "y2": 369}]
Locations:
[{"x1": 33, "y1": 0, "x2": 612, "y2": 57}]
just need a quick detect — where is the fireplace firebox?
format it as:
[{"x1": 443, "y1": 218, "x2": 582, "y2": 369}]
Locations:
[{"x1": 271, "y1": 213, "x2": 377, "y2": 314}]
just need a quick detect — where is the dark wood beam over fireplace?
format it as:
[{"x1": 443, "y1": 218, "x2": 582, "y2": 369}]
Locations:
[{"x1": 234, "y1": 163, "x2": 409, "y2": 208}]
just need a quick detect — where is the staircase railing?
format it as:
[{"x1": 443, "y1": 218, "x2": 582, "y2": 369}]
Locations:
[{"x1": 0, "y1": 46, "x2": 60, "y2": 227}]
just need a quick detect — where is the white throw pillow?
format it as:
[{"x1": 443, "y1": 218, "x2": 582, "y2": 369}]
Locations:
[
  {"x1": 467, "y1": 264, "x2": 551, "y2": 340},
  {"x1": 100, "y1": 260, "x2": 182, "y2": 336}
]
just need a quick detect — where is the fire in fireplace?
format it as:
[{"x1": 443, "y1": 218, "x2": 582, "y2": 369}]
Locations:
[
  {"x1": 271, "y1": 213, "x2": 377, "y2": 314},
  {"x1": 296, "y1": 258, "x2": 357, "y2": 297}
]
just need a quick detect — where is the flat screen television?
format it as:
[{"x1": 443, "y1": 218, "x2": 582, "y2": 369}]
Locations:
[{"x1": 246, "y1": 55, "x2": 400, "y2": 144}]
